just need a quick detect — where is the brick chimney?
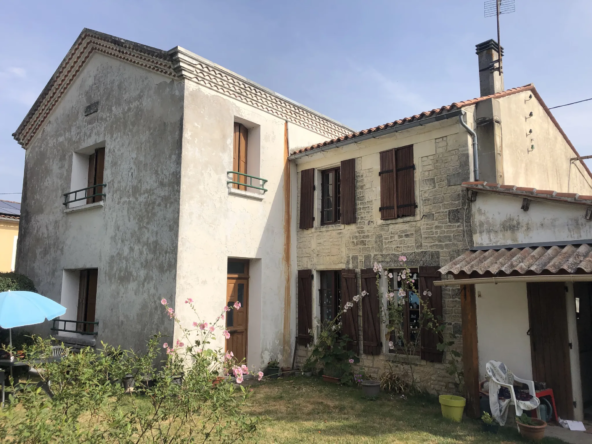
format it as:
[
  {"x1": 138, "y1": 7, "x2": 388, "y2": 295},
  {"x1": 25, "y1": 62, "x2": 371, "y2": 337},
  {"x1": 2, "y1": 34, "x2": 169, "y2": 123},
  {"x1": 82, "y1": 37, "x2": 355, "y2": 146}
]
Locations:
[{"x1": 476, "y1": 39, "x2": 504, "y2": 96}]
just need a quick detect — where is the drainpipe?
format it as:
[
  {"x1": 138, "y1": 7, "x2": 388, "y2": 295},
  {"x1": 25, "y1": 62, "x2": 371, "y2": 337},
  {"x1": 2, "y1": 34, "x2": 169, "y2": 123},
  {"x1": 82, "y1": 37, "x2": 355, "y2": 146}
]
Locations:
[{"x1": 459, "y1": 111, "x2": 479, "y2": 181}]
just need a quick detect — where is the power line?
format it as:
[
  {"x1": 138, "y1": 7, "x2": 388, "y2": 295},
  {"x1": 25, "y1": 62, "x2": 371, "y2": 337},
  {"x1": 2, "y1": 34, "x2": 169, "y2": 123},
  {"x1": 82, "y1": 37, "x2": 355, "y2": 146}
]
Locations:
[{"x1": 549, "y1": 98, "x2": 592, "y2": 110}]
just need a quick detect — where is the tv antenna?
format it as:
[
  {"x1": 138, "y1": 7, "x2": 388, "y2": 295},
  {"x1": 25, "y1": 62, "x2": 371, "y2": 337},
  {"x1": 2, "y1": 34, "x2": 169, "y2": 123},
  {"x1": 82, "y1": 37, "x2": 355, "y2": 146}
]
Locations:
[{"x1": 484, "y1": 0, "x2": 515, "y2": 74}]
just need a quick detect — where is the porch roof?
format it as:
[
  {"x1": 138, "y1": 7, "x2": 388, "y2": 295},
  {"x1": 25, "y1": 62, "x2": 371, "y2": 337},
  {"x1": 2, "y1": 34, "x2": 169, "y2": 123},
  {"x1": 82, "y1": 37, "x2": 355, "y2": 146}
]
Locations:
[{"x1": 436, "y1": 244, "x2": 592, "y2": 286}]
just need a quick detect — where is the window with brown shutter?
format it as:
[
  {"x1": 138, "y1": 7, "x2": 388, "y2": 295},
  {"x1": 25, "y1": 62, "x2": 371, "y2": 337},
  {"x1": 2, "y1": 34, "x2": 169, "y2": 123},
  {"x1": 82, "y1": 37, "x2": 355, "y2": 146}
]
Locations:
[
  {"x1": 86, "y1": 147, "x2": 105, "y2": 204},
  {"x1": 321, "y1": 168, "x2": 340, "y2": 225},
  {"x1": 379, "y1": 145, "x2": 415, "y2": 220},
  {"x1": 419, "y1": 266, "x2": 444, "y2": 363},
  {"x1": 340, "y1": 158, "x2": 356, "y2": 225},
  {"x1": 319, "y1": 271, "x2": 341, "y2": 324},
  {"x1": 77, "y1": 269, "x2": 98, "y2": 333},
  {"x1": 361, "y1": 268, "x2": 382, "y2": 355},
  {"x1": 388, "y1": 268, "x2": 420, "y2": 355},
  {"x1": 299, "y1": 169, "x2": 315, "y2": 229},
  {"x1": 297, "y1": 270, "x2": 313, "y2": 345},
  {"x1": 233, "y1": 123, "x2": 249, "y2": 190},
  {"x1": 340, "y1": 269, "x2": 359, "y2": 353}
]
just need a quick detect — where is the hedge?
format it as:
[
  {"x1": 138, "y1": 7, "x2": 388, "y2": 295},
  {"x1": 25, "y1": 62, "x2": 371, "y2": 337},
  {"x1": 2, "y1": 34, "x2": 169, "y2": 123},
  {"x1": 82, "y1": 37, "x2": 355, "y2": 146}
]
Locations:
[{"x1": 0, "y1": 272, "x2": 37, "y2": 293}]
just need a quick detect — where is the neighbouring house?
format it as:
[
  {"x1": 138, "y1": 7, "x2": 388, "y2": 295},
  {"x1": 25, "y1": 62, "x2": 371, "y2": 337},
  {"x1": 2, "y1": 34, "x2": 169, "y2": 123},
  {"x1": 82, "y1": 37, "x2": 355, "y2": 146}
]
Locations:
[
  {"x1": 12, "y1": 28, "x2": 351, "y2": 364},
  {"x1": 11, "y1": 28, "x2": 592, "y2": 395},
  {"x1": 290, "y1": 40, "x2": 592, "y2": 395},
  {"x1": 0, "y1": 200, "x2": 20, "y2": 273},
  {"x1": 438, "y1": 182, "x2": 592, "y2": 421}
]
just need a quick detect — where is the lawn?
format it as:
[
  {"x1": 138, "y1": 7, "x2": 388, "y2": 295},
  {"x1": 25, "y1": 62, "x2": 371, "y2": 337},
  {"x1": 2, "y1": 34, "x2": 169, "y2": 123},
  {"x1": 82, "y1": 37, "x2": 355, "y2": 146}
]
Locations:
[{"x1": 244, "y1": 376, "x2": 565, "y2": 443}]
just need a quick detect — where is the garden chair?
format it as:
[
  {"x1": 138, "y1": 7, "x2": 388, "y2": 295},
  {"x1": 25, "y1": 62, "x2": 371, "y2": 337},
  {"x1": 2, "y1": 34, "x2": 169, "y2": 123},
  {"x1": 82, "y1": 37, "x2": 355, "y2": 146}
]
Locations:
[{"x1": 485, "y1": 360, "x2": 539, "y2": 426}]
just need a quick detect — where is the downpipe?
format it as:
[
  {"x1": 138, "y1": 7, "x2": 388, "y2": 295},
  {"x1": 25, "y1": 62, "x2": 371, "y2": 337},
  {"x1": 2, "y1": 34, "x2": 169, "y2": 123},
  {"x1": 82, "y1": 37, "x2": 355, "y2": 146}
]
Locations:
[{"x1": 459, "y1": 111, "x2": 479, "y2": 181}]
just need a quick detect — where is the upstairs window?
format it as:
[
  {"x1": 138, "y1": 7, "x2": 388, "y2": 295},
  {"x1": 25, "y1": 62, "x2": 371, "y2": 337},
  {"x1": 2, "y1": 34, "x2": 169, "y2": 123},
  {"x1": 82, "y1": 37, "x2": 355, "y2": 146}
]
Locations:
[
  {"x1": 87, "y1": 148, "x2": 105, "y2": 204},
  {"x1": 232, "y1": 123, "x2": 249, "y2": 191},
  {"x1": 379, "y1": 145, "x2": 415, "y2": 220},
  {"x1": 321, "y1": 168, "x2": 340, "y2": 225}
]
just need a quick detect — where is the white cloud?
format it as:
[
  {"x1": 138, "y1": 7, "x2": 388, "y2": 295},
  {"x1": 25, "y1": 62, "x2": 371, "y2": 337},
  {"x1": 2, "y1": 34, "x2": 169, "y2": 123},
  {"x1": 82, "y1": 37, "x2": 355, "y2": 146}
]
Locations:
[{"x1": 0, "y1": 67, "x2": 27, "y2": 78}]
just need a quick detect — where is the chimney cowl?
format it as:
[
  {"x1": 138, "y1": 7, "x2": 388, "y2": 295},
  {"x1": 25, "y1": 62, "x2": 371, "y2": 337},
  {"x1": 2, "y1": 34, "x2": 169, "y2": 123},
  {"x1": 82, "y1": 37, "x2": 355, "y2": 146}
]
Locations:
[{"x1": 475, "y1": 39, "x2": 505, "y2": 97}]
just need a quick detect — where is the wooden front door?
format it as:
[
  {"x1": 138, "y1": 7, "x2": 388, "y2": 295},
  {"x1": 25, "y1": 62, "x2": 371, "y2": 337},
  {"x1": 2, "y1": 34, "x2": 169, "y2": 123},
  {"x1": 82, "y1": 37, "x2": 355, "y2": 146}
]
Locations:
[
  {"x1": 226, "y1": 260, "x2": 249, "y2": 364},
  {"x1": 527, "y1": 282, "x2": 574, "y2": 419}
]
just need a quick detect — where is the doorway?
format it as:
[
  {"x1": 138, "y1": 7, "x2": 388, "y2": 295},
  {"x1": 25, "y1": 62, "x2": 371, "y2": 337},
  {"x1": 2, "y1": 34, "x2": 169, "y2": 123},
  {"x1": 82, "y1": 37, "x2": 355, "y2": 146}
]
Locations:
[
  {"x1": 527, "y1": 282, "x2": 574, "y2": 419},
  {"x1": 575, "y1": 283, "x2": 592, "y2": 420},
  {"x1": 226, "y1": 259, "x2": 249, "y2": 364}
]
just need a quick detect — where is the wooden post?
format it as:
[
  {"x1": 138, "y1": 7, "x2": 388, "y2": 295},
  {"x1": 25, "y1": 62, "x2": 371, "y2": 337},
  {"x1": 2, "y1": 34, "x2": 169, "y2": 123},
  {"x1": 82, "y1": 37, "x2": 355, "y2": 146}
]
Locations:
[{"x1": 461, "y1": 284, "x2": 480, "y2": 418}]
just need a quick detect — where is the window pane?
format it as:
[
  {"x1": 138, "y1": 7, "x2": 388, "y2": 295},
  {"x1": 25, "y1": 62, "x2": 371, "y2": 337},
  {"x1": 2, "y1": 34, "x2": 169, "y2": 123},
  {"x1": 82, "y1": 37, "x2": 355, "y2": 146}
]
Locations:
[
  {"x1": 237, "y1": 283, "x2": 244, "y2": 305},
  {"x1": 226, "y1": 302, "x2": 234, "y2": 327},
  {"x1": 320, "y1": 272, "x2": 334, "y2": 323},
  {"x1": 228, "y1": 261, "x2": 245, "y2": 274},
  {"x1": 322, "y1": 170, "x2": 335, "y2": 223}
]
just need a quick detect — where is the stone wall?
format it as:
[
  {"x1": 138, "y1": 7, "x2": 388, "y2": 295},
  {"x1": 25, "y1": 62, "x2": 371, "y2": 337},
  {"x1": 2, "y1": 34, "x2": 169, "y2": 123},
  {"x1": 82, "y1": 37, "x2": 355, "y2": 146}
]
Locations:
[{"x1": 294, "y1": 123, "x2": 473, "y2": 395}]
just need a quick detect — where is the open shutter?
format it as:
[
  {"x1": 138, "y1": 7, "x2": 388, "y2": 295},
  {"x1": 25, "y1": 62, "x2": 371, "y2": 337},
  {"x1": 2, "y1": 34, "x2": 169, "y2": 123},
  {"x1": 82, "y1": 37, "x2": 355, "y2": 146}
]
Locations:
[
  {"x1": 238, "y1": 124, "x2": 248, "y2": 190},
  {"x1": 86, "y1": 153, "x2": 96, "y2": 204},
  {"x1": 341, "y1": 269, "x2": 359, "y2": 353},
  {"x1": 299, "y1": 169, "x2": 315, "y2": 229},
  {"x1": 76, "y1": 270, "x2": 88, "y2": 332},
  {"x1": 361, "y1": 268, "x2": 382, "y2": 355},
  {"x1": 396, "y1": 145, "x2": 415, "y2": 217},
  {"x1": 379, "y1": 149, "x2": 397, "y2": 220},
  {"x1": 297, "y1": 270, "x2": 313, "y2": 345},
  {"x1": 94, "y1": 148, "x2": 105, "y2": 203},
  {"x1": 419, "y1": 266, "x2": 443, "y2": 363},
  {"x1": 340, "y1": 159, "x2": 356, "y2": 224}
]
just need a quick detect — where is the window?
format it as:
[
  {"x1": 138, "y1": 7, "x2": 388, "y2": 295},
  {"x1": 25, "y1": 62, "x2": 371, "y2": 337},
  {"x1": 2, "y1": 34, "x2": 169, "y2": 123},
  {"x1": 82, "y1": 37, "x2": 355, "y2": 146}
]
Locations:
[
  {"x1": 319, "y1": 271, "x2": 341, "y2": 323},
  {"x1": 379, "y1": 145, "x2": 415, "y2": 220},
  {"x1": 77, "y1": 269, "x2": 98, "y2": 333},
  {"x1": 87, "y1": 148, "x2": 105, "y2": 204},
  {"x1": 232, "y1": 123, "x2": 249, "y2": 190},
  {"x1": 389, "y1": 268, "x2": 420, "y2": 354},
  {"x1": 321, "y1": 168, "x2": 340, "y2": 225}
]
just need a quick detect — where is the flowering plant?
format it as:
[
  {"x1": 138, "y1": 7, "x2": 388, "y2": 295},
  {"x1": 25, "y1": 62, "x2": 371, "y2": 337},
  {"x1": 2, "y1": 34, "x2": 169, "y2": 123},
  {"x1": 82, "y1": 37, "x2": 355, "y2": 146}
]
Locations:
[{"x1": 304, "y1": 290, "x2": 366, "y2": 385}]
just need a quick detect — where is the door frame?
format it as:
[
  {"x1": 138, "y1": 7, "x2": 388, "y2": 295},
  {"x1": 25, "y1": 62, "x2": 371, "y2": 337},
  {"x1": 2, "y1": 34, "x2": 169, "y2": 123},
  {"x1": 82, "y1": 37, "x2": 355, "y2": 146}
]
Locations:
[{"x1": 226, "y1": 259, "x2": 249, "y2": 363}]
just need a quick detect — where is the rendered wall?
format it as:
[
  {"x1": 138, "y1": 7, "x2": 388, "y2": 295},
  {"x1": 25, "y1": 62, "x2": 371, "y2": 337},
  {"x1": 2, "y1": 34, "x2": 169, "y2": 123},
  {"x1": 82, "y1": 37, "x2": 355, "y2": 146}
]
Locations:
[
  {"x1": 16, "y1": 54, "x2": 183, "y2": 351},
  {"x1": 498, "y1": 90, "x2": 592, "y2": 194},
  {"x1": 0, "y1": 220, "x2": 18, "y2": 272},
  {"x1": 174, "y1": 79, "x2": 328, "y2": 371},
  {"x1": 471, "y1": 192, "x2": 592, "y2": 247}
]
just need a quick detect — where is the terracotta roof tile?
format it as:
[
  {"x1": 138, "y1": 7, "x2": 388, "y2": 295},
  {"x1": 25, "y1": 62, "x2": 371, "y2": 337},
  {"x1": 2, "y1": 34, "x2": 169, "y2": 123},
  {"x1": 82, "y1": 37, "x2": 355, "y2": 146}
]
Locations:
[
  {"x1": 290, "y1": 85, "x2": 535, "y2": 156},
  {"x1": 462, "y1": 181, "x2": 592, "y2": 205}
]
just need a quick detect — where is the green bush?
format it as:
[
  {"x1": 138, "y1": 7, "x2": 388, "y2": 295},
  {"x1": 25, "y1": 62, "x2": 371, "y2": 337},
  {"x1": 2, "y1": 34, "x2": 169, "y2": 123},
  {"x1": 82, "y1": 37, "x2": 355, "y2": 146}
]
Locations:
[{"x1": 0, "y1": 272, "x2": 36, "y2": 292}]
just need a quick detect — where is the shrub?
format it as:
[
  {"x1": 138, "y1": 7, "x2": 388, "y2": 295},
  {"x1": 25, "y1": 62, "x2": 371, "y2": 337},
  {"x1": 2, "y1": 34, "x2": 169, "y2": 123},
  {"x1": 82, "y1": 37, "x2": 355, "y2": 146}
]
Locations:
[
  {"x1": 379, "y1": 367, "x2": 411, "y2": 394},
  {"x1": 0, "y1": 272, "x2": 36, "y2": 292}
]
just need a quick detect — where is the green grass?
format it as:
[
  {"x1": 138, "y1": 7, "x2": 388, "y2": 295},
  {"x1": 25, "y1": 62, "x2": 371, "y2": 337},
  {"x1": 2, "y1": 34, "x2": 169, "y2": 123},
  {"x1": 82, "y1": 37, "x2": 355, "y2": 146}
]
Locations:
[{"x1": 244, "y1": 376, "x2": 565, "y2": 443}]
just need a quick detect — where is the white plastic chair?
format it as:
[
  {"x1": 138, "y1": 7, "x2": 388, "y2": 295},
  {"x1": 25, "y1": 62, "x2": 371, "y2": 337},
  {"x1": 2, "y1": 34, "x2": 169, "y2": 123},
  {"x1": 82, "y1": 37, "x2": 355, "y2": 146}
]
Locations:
[{"x1": 485, "y1": 360, "x2": 539, "y2": 426}]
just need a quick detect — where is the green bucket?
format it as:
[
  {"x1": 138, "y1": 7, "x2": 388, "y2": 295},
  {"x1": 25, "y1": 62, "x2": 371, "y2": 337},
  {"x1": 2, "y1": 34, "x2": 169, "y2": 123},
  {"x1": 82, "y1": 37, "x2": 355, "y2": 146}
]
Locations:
[{"x1": 439, "y1": 395, "x2": 466, "y2": 422}]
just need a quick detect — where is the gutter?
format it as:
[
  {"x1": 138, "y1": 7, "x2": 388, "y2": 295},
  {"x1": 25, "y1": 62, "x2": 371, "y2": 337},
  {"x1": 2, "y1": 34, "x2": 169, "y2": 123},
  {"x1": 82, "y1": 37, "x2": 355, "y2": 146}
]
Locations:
[
  {"x1": 434, "y1": 274, "x2": 592, "y2": 286},
  {"x1": 458, "y1": 111, "x2": 479, "y2": 181},
  {"x1": 289, "y1": 109, "x2": 464, "y2": 160}
]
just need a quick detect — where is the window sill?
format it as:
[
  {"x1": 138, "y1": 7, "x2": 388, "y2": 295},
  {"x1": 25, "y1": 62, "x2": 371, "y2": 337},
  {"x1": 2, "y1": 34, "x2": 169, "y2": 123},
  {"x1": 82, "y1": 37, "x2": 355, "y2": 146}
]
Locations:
[
  {"x1": 64, "y1": 201, "x2": 104, "y2": 214},
  {"x1": 228, "y1": 187, "x2": 265, "y2": 201},
  {"x1": 384, "y1": 352, "x2": 425, "y2": 366},
  {"x1": 314, "y1": 224, "x2": 344, "y2": 232},
  {"x1": 379, "y1": 214, "x2": 422, "y2": 226}
]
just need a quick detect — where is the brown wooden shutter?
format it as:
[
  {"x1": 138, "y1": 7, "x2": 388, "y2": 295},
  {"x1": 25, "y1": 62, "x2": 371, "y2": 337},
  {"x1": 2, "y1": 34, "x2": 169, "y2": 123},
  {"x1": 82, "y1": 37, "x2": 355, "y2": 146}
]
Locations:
[
  {"x1": 361, "y1": 268, "x2": 382, "y2": 355},
  {"x1": 85, "y1": 269, "x2": 98, "y2": 333},
  {"x1": 419, "y1": 266, "x2": 443, "y2": 363},
  {"x1": 94, "y1": 148, "x2": 105, "y2": 203},
  {"x1": 299, "y1": 169, "x2": 315, "y2": 229},
  {"x1": 340, "y1": 269, "x2": 359, "y2": 353},
  {"x1": 340, "y1": 159, "x2": 356, "y2": 225},
  {"x1": 297, "y1": 270, "x2": 313, "y2": 345},
  {"x1": 86, "y1": 153, "x2": 96, "y2": 204},
  {"x1": 76, "y1": 270, "x2": 89, "y2": 332},
  {"x1": 395, "y1": 145, "x2": 415, "y2": 217},
  {"x1": 379, "y1": 149, "x2": 397, "y2": 220},
  {"x1": 233, "y1": 123, "x2": 248, "y2": 190},
  {"x1": 233, "y1": 123, "x2": 240, "y2": 187}
]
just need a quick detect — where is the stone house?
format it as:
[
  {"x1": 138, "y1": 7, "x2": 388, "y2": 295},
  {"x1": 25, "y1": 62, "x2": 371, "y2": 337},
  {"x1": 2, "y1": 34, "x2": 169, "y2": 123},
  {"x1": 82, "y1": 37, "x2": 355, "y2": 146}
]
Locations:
[
  {"x1": 290, "y1": 41, "x2": 592, "y2": 394},
  {"x1": 11, "y1": 29, "x2": 592, "y2": 386}
]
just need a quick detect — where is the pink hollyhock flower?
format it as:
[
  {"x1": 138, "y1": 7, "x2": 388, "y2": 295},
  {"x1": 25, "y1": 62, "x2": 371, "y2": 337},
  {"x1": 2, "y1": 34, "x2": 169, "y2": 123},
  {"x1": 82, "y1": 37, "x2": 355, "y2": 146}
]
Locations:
[
  {"x1": 185, "y1": 298, "x2": 193, "y2": 304},
  {"x1": 348, "y1": 359, "x2": 354, "y2": 364},
  {"x1": 233, "y1": 367, "x2": 243, "y2": 376},
  {"x1": 225, "y1": 353, "x2": 232, "y2": 361},
  {"x1": 209, "y1": 326, "x2": 215, "y2": 333},
  {"x1": 234, "y1": 301, "x2": 241, "y2": 310},
  {"x1": 161, "y1": 298, "x2": 167, "y2": 305},
  {"x1": 258, "y1": 371, "x2": 264, "y2": 381},
  {"x1": 236, "y1": 375, "x2": 243, "y2": 384},
  {"x1": 241, "y1": 364, "x2": 248, "y2": 373},
  {"x1": 163, "y1": 342, "x2": 168, "y2": 349},
  {"x1": 223, "y1": 330, "x2": 231, "y2": 339},
  {"x1": 167, "y1": 307, "x2": 174, "y2": 314},
  {"x1": 389, "y1": 341, "x2": 394, "y2": 349},
  {"x1": 223, "y1": 306, "x2": 230, "y2": 312},
  {"x1": 176, "y1": 340, "x2": 184, "y2": 347},
  {"x1": 193, "y1": 321, "x2": 198, "y2": 327},
  {"x1": 220, "y1": 313, "x2": 225, "y2": 320},
  {"x1": 399, "y1": 255, "x2": 407, "y2": 262},
  {"x1": 199, "y1": 323, "x2": 207, "y2": 330}
]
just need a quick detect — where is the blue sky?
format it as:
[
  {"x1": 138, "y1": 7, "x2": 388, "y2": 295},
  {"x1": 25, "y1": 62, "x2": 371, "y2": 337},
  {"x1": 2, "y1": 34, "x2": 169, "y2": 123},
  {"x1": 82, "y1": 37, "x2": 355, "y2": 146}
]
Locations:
[{"x1": 1, "y1": 0, "x2": 591, "y2": 200}]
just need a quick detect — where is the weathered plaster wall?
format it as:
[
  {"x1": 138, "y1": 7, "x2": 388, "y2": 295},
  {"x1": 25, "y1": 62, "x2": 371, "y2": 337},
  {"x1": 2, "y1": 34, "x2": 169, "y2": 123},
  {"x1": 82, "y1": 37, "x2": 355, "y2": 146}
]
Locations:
[
  {"x1": 293, "y1": 119, "x2": 474, "y2": 394},
  {"x1": 472, "y1": 192, "x2": 592, "y2": 247},
  {"x1": 498, "y1": 91, "x2": 592, "y2": 194},
  {"x1": 17, "y1": 54, "x2": 183, "y2": 351},
  {"x1": 0, "y1": 219, "x2": 19, "y2": 272},
  {"x1": 174, "y1": 81, "x2": 328, "y2": 371}
]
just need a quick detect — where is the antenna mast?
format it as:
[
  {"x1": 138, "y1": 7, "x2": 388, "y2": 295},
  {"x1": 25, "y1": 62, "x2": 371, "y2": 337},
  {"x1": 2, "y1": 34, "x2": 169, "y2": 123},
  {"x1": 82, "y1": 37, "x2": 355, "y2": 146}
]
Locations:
[{"x1": 484, "y1": 0, "x2": 515, "y2": 74}]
